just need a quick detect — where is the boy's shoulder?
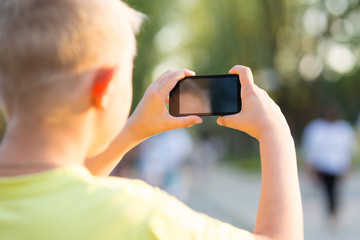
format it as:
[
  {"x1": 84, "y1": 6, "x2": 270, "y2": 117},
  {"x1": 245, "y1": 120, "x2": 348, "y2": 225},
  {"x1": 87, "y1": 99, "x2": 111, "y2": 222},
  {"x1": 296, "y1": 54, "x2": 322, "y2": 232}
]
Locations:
[
  {"x1": 0, "y1": 165, "x2": 160, "y2": 239},
  {"x1": 1, "y1": 165, "x2": 252, "y2": 240}
]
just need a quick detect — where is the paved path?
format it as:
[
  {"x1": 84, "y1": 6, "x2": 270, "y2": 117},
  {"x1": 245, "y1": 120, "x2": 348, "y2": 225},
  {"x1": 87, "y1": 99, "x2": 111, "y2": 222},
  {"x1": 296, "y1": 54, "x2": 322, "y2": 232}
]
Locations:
[{"x1": 185, "y1": 164, "x2": 360, "y2": 240}]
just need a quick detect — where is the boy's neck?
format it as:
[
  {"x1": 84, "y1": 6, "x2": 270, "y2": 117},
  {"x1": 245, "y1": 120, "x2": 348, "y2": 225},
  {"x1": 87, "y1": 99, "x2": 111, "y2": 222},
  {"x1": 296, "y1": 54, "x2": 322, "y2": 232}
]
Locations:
[{"x1": 0, "y1": 120, "x2": 89, "y2": 177}]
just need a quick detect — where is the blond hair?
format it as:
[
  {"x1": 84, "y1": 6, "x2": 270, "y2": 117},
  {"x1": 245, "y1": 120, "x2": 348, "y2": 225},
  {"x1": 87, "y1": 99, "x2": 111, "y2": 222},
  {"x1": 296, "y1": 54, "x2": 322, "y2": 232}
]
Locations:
[{"x1": 0, "y1": 0, "x2": 144, "y2": 117}]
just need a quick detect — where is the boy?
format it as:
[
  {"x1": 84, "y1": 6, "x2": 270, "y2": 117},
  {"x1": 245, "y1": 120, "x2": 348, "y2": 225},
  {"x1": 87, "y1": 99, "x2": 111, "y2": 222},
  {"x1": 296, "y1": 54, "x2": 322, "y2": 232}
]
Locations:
[{"x1": 0, "y1": 0, "x2": 303, "y2": 239}]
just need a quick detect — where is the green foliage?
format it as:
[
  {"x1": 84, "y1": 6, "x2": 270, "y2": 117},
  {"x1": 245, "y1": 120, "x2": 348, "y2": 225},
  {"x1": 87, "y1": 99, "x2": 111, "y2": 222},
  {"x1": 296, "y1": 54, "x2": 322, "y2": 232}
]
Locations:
[{"x1": 126, "y1": 0, "x2": 360, "y2": 150}]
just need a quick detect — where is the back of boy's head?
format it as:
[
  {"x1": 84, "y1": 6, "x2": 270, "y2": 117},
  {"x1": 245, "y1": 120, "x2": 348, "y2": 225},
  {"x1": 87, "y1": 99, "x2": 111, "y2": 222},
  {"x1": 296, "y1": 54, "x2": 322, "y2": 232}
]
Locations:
[{"x1": 0, "y1": 0, "x2": 143, "y2": 118}]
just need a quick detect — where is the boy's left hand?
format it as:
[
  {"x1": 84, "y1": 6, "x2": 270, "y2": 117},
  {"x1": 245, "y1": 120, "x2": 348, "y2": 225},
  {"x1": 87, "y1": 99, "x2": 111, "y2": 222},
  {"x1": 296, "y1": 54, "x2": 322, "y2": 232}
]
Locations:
[{"x1": 125, "y1": 69, "x2": 202, "y2": 141}]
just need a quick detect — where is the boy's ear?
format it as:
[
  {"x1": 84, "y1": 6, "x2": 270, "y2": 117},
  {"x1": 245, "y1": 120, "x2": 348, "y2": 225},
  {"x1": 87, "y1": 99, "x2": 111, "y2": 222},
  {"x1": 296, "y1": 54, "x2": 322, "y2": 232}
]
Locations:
[{"x1": 91, "y1": 68, "x2": 116, "y2": 109}]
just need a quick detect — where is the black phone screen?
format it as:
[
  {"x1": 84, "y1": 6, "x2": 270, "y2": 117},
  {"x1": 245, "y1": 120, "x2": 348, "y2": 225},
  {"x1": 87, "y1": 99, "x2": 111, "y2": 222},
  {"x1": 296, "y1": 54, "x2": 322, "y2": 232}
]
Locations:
[{"x1": 169, "y1": 74, "x2": 241, "y2": 116}]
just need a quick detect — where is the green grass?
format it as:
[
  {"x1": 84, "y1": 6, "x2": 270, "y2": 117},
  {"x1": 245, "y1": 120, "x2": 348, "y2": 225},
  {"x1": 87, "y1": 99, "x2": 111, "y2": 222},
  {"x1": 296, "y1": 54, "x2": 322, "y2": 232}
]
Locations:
[{"x1": 221, "y1": 154, "x2": 262, "y2": 173}]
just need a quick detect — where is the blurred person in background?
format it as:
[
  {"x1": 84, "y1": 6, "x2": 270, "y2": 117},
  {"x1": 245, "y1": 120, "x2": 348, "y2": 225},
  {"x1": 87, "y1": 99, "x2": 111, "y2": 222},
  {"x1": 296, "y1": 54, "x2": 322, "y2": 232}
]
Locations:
[
  {"x1": 302, "y1": 101, "x2": 357, "y2": 226},
  {"x1": 138, "y1": 128, "x2": 193, "y2": 201},
  {"x1": 192, "y1": 132, "x2": 226, "y2": 182}
]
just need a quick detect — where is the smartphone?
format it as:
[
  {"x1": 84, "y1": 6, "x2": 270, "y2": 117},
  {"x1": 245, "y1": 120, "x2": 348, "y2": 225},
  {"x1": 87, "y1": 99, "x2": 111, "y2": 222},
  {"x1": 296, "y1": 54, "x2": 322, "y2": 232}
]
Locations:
[{"x1": 169, "y1": 74, "x2": 241, "y2": 116}]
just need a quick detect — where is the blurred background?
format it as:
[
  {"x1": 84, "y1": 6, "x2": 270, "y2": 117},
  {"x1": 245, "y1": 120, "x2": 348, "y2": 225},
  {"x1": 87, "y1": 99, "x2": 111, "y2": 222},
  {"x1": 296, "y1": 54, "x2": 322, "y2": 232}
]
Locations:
[{"x1": 1, "y1": 0, "x2": 360, "y2": 239}]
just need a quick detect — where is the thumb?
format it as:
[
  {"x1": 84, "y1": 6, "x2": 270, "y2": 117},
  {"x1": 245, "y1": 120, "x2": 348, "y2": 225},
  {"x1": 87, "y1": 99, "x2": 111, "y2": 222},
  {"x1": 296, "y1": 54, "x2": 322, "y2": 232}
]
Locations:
[
  {"x1": 173, "y1": 115, "x2": 203, "y2": 128},
  {"x1": 217, "y1": 113, "x2": 245, "y2": 131},
  {"x1": 217, "y1": 115, "x2": 233, "y2": 127}
]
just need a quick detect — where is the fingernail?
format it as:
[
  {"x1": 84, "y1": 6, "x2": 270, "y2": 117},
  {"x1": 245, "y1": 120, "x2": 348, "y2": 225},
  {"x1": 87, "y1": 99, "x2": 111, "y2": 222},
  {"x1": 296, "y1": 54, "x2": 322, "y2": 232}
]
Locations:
[
  {"x1": 195, "y1": 119, "x2": 202, "y2": 124},
  {"x1": 190, "y1": 70, "x2": 196, "y2": 75},
  {"x1": 217, "y1": 119, "x2": 223, "y2": 126}
]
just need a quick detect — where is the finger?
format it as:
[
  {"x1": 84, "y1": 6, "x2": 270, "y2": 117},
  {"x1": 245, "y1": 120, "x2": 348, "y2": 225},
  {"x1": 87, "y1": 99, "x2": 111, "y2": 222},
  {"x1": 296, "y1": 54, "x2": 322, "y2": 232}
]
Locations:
[
  {"x1": 229, "y1": 65, "x2": 254, "y2": 89},
  {"x1": 217, "y1": 113, "x2": 243, "y2": 130},
  {"x1": 159, "y1": 69, "x2": 195, "y2": 97},
  {"x1": 157, "y1": 69, "x2": 194, "y2": 85},
  {"x1": 217, "y1": 115, "x2": 236, "y2": 129},
  {"x1": 172, "y1": 115, "x2": 203, "y2": 128},
  {"x1": 154, "y1": 70, "x2": 175, "y2": 84},
  {"x1": 217, "y1": 115, "x2": 232, "y2": 127},
  {"x1": 217, "y1": 116, "x2": 224, "y2": 126}
]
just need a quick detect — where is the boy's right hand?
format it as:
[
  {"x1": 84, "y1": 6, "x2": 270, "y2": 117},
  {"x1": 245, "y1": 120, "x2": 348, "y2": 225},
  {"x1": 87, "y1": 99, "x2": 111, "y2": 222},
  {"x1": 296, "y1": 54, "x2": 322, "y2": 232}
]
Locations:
[
  {"x1": 125, "y1": 69, "x2": 202, "y2": 141},
  {"x1": 217, "y1": 65, "x2": 290, "y2": 140}
]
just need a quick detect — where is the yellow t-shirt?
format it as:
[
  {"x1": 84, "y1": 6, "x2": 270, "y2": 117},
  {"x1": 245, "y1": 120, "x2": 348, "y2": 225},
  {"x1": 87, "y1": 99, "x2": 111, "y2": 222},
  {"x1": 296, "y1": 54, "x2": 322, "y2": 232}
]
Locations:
[{"x1": 0, "y1": 166, "x2": 252, "y2": 240}]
